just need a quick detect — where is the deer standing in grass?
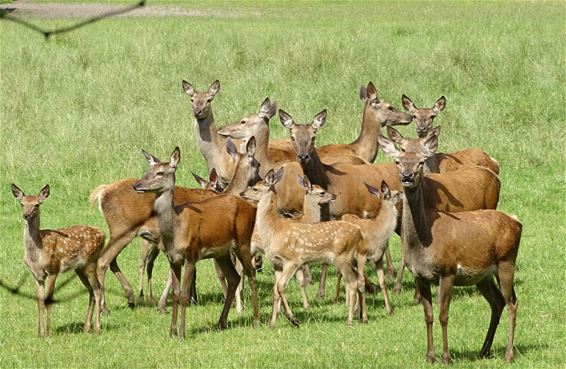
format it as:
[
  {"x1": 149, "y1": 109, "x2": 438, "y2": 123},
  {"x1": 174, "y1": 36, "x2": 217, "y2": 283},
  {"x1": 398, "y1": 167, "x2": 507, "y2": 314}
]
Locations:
[
  {"x1": 241, "y1": 168, "x2": 367, "y2": 327},
  {"x1": 11, "y1": 184, "x2": 105, "y2": 336},
  {"x1": 378, "y1": 132, "x2": 521, "y2": 364},
  {"x1": 401, "y1": 95, "x2": 499, "y2": 174},
  {"x1": 339, "y1": 181, "x2": 400, "y2": 315},
  {"x1": 133, "y1": 147, "x2": 259, "y2": 339}
]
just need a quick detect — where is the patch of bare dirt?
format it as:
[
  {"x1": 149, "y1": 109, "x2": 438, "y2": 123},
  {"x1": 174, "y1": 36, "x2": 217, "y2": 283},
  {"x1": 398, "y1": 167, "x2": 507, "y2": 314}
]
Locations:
[{"x1": 0, "y1": 0, "x2": 256, "y2": 19}]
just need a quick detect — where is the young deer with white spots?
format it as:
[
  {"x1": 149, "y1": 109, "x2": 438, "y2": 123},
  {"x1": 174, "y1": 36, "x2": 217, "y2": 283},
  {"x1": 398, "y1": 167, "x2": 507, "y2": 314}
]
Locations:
[
  {"x1": 133, "y1": 147, "x2": 259, "y2": 339},
  {"x1": 241, "y1": 168, "x2": 367, "y2": 327},
  {"x1": 11, "y1": 184, "x2": 105, "y2": 336},
  {"x1": 338, "y1": 181, "x2": 400, "y2": 315},
  {"x1": 378, "y1": 132, "x2": 521, "y2": 364},
  {"x1": 401, "y1": 95, "x2": 499, "y2": 174}
]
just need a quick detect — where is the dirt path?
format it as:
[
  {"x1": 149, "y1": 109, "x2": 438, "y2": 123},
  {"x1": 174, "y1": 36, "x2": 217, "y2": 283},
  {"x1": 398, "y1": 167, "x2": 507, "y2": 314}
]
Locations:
[{"x1": 0, "y1": 0, "x2": 252, "y2": 19}]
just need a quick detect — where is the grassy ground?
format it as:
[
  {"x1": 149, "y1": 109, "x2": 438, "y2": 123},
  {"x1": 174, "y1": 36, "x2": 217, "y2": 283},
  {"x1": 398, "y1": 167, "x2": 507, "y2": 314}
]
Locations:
[{"x1": 1, "y1": 1, "x2": 565, "y2": 368}]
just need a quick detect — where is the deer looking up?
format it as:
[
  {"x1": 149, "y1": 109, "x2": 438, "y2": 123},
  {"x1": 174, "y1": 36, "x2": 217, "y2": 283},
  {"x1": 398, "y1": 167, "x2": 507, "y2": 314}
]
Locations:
[
  {"x1": 133, "y1": 147, "x2": 259, "y2": 339},
  {"x1": 400, "y1": 95, "x2": 499, "y2": 174},
  {"x1": 241, "y1": 168, "x2": 368, "y2": 327},
  {"x1": 11, "y1": 184, "x2": 105, "y2": 336},
  {"x1": 378, "y1": 131, "x2": 521, "y2": 364}
]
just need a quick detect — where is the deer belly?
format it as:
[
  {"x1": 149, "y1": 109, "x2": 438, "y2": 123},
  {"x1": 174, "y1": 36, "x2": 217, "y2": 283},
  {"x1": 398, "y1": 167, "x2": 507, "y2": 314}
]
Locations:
[
  {"x1": 199, "y1": 241, "x2": 234, "y2": 259},
  {"x1": 454, "y1": 264, "x2": 497, "y2": 286}
]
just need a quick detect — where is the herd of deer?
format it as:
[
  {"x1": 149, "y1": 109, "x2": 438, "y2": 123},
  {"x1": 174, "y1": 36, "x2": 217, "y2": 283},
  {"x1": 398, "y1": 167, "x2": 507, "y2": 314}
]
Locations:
[{"x1": 11, "y1": 80, "x2": 522, "y2": 364}]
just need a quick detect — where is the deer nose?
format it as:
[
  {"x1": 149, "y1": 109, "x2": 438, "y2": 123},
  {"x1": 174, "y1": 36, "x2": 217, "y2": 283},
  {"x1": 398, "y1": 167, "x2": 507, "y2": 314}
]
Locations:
[
  {"x1": 401, "y1": 172, "x2": 415, "y2": 183},
  {"x1": 298, "y1": 154, "x2": 309, "y2": 162}
]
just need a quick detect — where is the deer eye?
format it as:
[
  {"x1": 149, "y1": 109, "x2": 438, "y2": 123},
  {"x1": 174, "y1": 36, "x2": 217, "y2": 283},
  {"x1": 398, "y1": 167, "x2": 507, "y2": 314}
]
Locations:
[
  {"x1": 206, "y1": 98, "x2": 212, "y2": 103},
  {"x1": 240, "y1": 120, "x2": 246, "y2": 125},
  {"x1": 412, "y1": 114, "x2": 417, "y2": 119},
  {"x1": 155, "y1": 171, "x2": 164, "y2": 177},
  {"x1": 388, "y1": 106, "x2": 394, "y2": 111}
]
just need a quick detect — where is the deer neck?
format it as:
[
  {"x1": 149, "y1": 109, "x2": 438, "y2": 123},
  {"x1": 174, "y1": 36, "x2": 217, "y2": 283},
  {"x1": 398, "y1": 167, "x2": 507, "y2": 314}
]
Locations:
[
  {"x1": 23, "y1": 214, "x2": 42, "y2": 263},
  {"x1": 194, "y1": 112, "x2": 223, "y2": 170},
  {"x1": 372, "y1": 200, "x2": 399, "y2": 243},
  {"x1": 352, "y1": 104, "x2": 380, "y2": 163},
  {"x1": 153, "y1": 186, "x2": 177, "y2": 250},
  {"x1": 223, "y1": 166, "x2": 251, "y2": 195},
  {"x1": 253, "y1": 126, "x2": 273, "y2": 172},
  {"x1": 402, "y1": 183, "x2": 433, "y2": 248},
  {"x1": 254, "y1": 191, "x2": 280, "y2": 250},
  {"x1": 301, "y1": 196, "x2": 321, "y2": 223},
  {"x1": 424, "y1": 155, "x2": 440, "y2": 173},
  {"x1": 301, "y1": 149, "x2": 331, "y2": 190}
]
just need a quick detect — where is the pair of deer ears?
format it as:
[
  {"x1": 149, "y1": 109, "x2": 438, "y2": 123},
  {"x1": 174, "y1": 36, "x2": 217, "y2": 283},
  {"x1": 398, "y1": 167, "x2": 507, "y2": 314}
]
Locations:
[
  {"x1": 181, "y1": 80, "x2": 220, "y2": 99},
  {"x1": 264, "y1": 167, "x2": 284, "y2": 187},
  {"x1": 386, "y1": 125, "x2": 442, "y2": 145},
  {"x1": 378, "y1": 130, "x2": 439, "y2": 159},
  {"x1": 11, "y1": 184, "x2": 50, "y2": 202},
  {"x1": 226, "y1": 136, "x2": 256, "y2": 160},
  {"x1": 401, "y1": 95, "x2": 446, "y2": 114},
  {"x1": 279, "y1": 109, "x2": 327, "y2": 131},
  {"x1": 142, "y1": 147, "x2": 181, "y2": 169},
  {"x1": 365, "y1": 181, "x2": 391, "y2": 199},
  {"x1": 359, "y1": 81, "x2": 379, "y2": 102}
]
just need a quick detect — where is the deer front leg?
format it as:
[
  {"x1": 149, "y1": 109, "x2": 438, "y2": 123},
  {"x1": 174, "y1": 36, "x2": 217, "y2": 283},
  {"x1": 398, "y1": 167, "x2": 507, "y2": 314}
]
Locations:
[
  {"x1": 169, "y1": 262, "x2": 182, "y2": 337},
  {"x1": 43, "y1": 274, "x2": 57, "y2": 337},
  {"x1": 438, "y1": 275, "x2": 455, "y2": 365},
  {"x1": 34, "y1": 279, "x2": 46, "y2": 337},
  {"x1": 214, "y1": 254, "x2": 240, "y2": 330},
  {"x1": 415, "y1": 277, "x2": 435, "y2": 364},
  {"x1": 373, "y1": 258, "x2": 393, "y2": 315},
  {"x1": 316, "y1": 263, "x2": 328, "y2": 299},
  {"x1": 179, "y1": 260, "x2": 196, "y2": 340},
  {"x1": 157, "y1": 269, "x2": 173, "y2": 314},
  {"x1": 277, "y1": 263, "x2": 300, "y2": 327}
]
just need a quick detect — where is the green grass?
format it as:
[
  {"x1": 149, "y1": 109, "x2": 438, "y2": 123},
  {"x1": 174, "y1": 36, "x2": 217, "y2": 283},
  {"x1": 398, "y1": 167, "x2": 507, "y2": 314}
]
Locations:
[{"x1": 1, "y1": 1, "x2": 565, "y2": 368}]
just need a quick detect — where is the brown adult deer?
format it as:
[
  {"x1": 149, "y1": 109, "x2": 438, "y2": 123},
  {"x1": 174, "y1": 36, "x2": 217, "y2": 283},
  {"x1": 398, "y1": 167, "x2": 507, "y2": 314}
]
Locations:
[
  {"x1": 11, "y1": 184, "x2": 105, "y2": 336},
  {"x1": 378, "y1": 132, "x2": 521, "y2": 364},
  {"x1": 339, "y1": 181, "x2": 400, "y2": 315},
  {"x1": 401, "y1": 95, "x2": 499, "y2": 174},
  {"x1": 385, "y1": 126, "x2": 502, "y2": 294},
  {"x1": 133, "y1": 147, "x2": 259, "y2": 339},
  {"x1": 315, "y1": 82, "x2": 412, "y2": 163},
  {"x1": 241, "y1": 168, "x2": 367, "y2": 327}
]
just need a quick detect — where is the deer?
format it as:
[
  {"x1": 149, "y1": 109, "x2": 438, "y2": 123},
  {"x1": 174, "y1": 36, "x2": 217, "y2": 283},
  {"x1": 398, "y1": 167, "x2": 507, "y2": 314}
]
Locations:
[
  {"x1": 378, "y1": 131, "x2": 521, "y2": 364},
  {"x1": 338, "y1": 181, "x2": 400, "y2": 315},
  {"x1": 401, "y1": 95, "x2": 500, "y2": 174},
  {"x1": 133, "y1": 147, "x2": 260, "y2": 339},
  {"x1": 385, "y1": 126, "x2": 502, "y2": 295},
  {"x1": 11, "y1": 184, "x2": 105, "y2": 336},
  {"x1": 281, "y1": 109, "x2": 502, "y2": 299},
  {"x1": 315, "y1": 81, "x2": 412, "y2": 163},
  {"x1": 241, "y1": 168, "x2": 368, "y2": 327},
  {"x1": 92, "y1": 137, "x2": 260, "y2": 313}
]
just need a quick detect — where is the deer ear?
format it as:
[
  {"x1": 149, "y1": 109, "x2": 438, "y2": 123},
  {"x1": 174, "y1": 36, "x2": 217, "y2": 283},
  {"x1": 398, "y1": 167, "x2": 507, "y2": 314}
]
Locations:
[
  {"x1": 298, "y1": 175, "x2": 312, "y2": 191},
  {"x1": 366, "y1": 82, "x2": 378, "y2": 100},
  {"x1": 380, "y1": 181, "x2": 391, "y2": 199},
  {"x1": 421, "y1": 134, "x2": 438, "y2": 158},
  {"x1": 365, "y1": 183, "x2": 381, "y2": 199},
  {"x1": 181, "y1": 80, "x2": 194, "y2": 97},
  {"x1": 378, "y1": 135, "x2": 400, "y2": 159},
  {"x1": 279, "y1": 109, "x2": 294, "y2": 129},
  {"x1": 246, "y1": 136, "x2": 256, "y2": 157},
  {"x1": 272, "y1": 167, "x2": 284, "y2": 185},
  {"x1": 433, "y1": 96, "x2": 446, "y2": 113},
  {"x1": 312, "y1": 109, "x2": 327, "y2": 131},
  {"x1": 170, "y1": 147, "x2": 181, "y2": 169},
  {"x1": 427, "y1": 126, "x2": 442, "y2": 139},
  {"x1": 401, "y1": 94, "x2": 416, "y2": 113},
  {"x1": 226, "y1": 137, "x2": 239, "y2": 160},
  {"x1": 386, "y1": 126, "x2": 404, "y2": 145},
  {"x1": 11, "y1": 183, "x2": 25, "y2": 202},
  {"x1": 264, "y1": 169, "x2": 275, "y2": 185},
  {"x1": 38, "y1": 184, "x2": 50, "y2": 203},
  {"x1": 192, "y1": 171, "x2": 209, "y2": 189},
  {"x1": 359, "y1": 85, "x2": 368, "y2": 102},
  {"x1": 259, "y1": 98, "x2": 277, "y2": 119},
  {"x1": 208, "y1": 168, "x2": 219, "y2": 191},
  {"x1": 142, "y1": 150, "x2": 161, "y2": 166},
  {"x1": 208, "y1": 80, "x2": 220, "y2": 98}
]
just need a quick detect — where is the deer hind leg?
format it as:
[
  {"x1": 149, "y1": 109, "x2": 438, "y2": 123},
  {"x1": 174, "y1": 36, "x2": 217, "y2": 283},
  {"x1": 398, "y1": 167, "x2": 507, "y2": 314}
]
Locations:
[
  {"x1": 294, "y1": 266, "x2": 310, "y2": 309},
  {"x1": 138, "y1": 238, "x2": 159, "y2": 301},
  {"x1": 232, "y1": 241, "x2": 259, "y2": 327},
  {"x1": 144, "y1": 244, "x2": 160, "y2": 303},
  {"x1": 168, "y1": 262, "x2": 182, "y2": 337},
  {"x1": 179, "y1": 260, "x2": 196, "y2": 340},
  {"x1": 384, "y1": 242, "x2": 395, "y2": 278},
  {"x1": 438, "y1": 275, "x2": 455, "y2": 365},
  {"x1": 34, "y1": 279, "x2": 46, "y2": 337},
  {"x1": 43, "y1": 274, "x2": 57, "y2": 337},
  {"x1": 415, "y1": 277, "x2": 435, "y2": 364},
  {"x1": 316, "y1": 263, "x2": 329, "y2": 299},
  {"x1": 157, "y1": 269, "x2": 173, "y2": 314},
  {"x1": 354, "y1": 255, "x2": 368, "y2": 323},
  {"x1": 76, "y1": 269, "x2": 95, "y2": 333},
  {"x1": 373, "y1": 258, "x2": 393, "y2": 315},
  {"x1": 497, "y1": 259, "x2": 518, "y2": 363},
  {"x1": 393, "y1": 256, "x2": 406, "y2": 293},
  {"x1": 97, "y1": 230, "x2": 137, "y2": 311},
  {"x1": 333, "y1": 271, "x2": 343, "y2": 304},
  {"x1": 214, "y1": 254, "x2": 240, "y2": 330},
  {"x1": 476, "y1": 275, "x2": 505, "y2": 359}
]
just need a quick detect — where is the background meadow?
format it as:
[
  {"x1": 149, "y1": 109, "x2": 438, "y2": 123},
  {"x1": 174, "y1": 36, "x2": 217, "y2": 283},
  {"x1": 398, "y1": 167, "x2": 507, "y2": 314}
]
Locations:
[{"x1": 0, "y1": 1, "x2": 564, "y2": 368}]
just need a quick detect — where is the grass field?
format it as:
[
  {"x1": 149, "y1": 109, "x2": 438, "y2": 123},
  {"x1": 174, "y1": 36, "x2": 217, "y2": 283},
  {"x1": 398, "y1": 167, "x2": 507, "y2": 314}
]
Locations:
[{"x1": 1, "y1": 1, "x2": 565, "y2": 368}]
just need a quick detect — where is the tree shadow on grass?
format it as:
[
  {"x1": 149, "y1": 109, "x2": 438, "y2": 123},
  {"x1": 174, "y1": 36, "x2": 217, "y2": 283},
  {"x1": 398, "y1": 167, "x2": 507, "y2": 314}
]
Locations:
[{"x1": 448, "y1": 342, "x2": 544, "y2": 363}]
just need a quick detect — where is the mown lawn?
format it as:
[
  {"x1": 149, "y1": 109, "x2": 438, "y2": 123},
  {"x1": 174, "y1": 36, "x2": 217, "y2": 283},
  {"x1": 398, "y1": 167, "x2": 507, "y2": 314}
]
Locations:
[{"x1": 0, "y1": 1, "x2": 564, "y2": 368}]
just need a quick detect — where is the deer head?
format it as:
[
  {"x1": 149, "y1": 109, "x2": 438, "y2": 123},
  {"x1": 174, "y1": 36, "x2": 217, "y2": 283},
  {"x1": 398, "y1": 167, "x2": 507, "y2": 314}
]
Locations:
[
  {"x1": 226, "y1": 136, "x2": 262, "y2": 188},
  {"x1": 133, "y1": 147, "x2": 181, "y2": 194},
  {"x1": 298, "y1": 175, "x2": 336, "y2": 204},
  {"x1": 181, "y1": 80, "x2": 220, "y2": 120},
  {"x1": 386, "y1": 125, "x2": 442, "y2": 153},
  {"x1": 279, "y1": 109, "x2": 327, "y2": 164},
  {"x1": 218, "y1": 97, "x2": 278, "y2": 139},
  {"x1": 359, "y1": 82, "x2": 412, "y2": 127},
  {"x1": 240, "y1": 167, "x2": 284, "y2": 202},
  {"x1": 401, "y1": 95, "x2": 446, "y2": 138},
  {"x1": 191, "y1": 168, "x2": 222, "y2": 192},
  {"x1": 378, "y1": 132, "x2": 439, "y2": 189},
  {"x1": 11, "y1": 184, "x2": 50, "y2": 221}
]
